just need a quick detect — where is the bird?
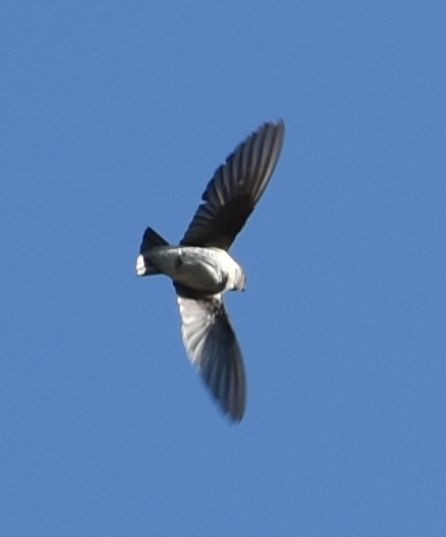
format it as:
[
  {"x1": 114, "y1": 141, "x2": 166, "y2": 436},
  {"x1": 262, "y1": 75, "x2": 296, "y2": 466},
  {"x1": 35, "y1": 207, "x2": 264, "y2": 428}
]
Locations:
[{"x1": 136, "y1": 120, "x2": 285, "y2": 422}]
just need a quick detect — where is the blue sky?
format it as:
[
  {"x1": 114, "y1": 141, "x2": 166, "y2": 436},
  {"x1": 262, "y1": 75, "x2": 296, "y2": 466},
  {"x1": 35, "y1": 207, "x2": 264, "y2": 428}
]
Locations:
[{"x1": 2, "y1": 1, "x2": 445, "y2": 536}]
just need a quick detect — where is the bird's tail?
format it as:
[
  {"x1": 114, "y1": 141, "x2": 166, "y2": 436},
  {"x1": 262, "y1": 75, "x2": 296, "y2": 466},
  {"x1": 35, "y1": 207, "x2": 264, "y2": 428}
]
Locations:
[{"x1": 136, "y1": 227, "x2": 170, "y2": 276}]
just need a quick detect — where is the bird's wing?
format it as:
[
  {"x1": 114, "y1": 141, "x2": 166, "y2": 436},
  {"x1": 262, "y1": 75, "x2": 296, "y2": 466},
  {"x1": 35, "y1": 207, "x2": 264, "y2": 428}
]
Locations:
[
  {"x1": 177, "y1": 294, "x2": 246, "y2": 421},
  {"x1": 180, "y1": 120, "x2": 285, "y2": 250}
]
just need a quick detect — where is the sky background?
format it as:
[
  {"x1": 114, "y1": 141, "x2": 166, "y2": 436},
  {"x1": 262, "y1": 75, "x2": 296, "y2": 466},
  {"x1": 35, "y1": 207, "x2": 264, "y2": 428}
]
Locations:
[{"x1": 1, "y1": 1, "x2": 445, "y2": 536}]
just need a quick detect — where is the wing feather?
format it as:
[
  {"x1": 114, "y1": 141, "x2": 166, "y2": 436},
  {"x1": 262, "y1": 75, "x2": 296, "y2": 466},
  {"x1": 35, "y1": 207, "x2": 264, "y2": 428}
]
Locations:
[
  {"x1": 180, "y1": 120, "x2": 285, "y2": 250},
  {"x1": 177, "y1": 295, "x2": 246, "y2": 421}
]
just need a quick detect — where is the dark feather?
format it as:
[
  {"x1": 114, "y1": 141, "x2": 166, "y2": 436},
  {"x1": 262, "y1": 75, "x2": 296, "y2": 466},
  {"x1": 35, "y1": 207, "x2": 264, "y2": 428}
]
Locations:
[{"x1": 180, "y1": 121, "x2": 285, "y2": 250}]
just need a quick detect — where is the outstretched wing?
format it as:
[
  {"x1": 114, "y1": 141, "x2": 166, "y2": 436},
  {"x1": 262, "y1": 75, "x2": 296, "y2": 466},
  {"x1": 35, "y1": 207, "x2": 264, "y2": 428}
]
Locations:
[
  {"x1": 180, "y1": 120, "x2": 285, "y2": 250},
  {"x1": 177, "y1": 295, "x2": 246, "y2": 421}
]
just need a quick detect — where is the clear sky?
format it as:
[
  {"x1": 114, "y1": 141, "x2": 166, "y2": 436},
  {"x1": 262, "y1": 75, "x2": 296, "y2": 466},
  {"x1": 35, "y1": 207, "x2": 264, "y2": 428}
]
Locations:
[{"x1": 2, "y1": 1, "x2": 445, "y2": 536}]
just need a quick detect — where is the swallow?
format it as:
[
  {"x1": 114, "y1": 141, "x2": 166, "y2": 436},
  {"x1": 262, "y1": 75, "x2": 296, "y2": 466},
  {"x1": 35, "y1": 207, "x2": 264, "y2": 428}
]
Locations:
[{"x1": 136, "y1": 120, "x2": 285, "y2": 421}]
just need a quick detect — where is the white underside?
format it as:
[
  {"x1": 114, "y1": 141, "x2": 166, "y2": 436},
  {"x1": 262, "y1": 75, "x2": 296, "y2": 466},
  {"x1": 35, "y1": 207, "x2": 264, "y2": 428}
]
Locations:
[
  {"x1": 136, "y1": 247, "x2": 244, "y2": 293},
  {"x1": 136, "y1": 255, "x2": 146, "y2": 276}
]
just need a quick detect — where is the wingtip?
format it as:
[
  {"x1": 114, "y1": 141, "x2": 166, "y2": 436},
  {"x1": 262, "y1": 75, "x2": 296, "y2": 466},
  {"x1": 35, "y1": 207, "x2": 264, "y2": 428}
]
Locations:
[
  {"x1": 264, "y1": 118, "x2": 285, "y2": 131},
  {"x1": 203, "y1": 370, "x2": 247, "y2": 424},
  {"x1": 214, "y1": 392, "x2": 246, "y2": 424},
  {"x1": 258, "y1": 119, "x2": 285, "y2": 154},
  {"x1": 270, "y1": 118, "x2": 286, "y2": 140},
  {"x1": 227, "y1": 407, "x2": 246, "y2": 423},
  {"x1": 277, "y1": 119, "x2": 285, "y2": 137}
]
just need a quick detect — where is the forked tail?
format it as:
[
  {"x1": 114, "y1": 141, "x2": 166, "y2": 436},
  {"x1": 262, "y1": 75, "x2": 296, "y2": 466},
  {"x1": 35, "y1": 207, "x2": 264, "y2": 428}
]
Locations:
[{"x1": 136, "y1": 227, "x2": 169, "y2": 276}]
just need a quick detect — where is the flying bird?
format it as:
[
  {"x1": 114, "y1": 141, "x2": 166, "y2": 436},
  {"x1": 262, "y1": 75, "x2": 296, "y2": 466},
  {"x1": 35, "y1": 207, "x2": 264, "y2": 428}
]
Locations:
[{"x1": 136, "y1": 121, "x2": 285, "y2": 421}]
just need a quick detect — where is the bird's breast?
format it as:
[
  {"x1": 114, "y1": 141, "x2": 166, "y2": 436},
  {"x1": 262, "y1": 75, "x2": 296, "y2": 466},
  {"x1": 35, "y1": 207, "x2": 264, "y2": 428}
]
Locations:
[{"x1": 150, "y1": 246, "x2": 240, "y2": 294}]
